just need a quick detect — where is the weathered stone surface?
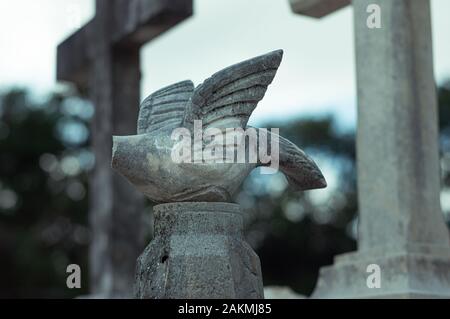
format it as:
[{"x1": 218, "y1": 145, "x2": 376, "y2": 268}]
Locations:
[
  {"x1": 87, "y1": 0, "x2": 146, "y2": 298},
  {"x1": 57, "y1": 0, "x2": 193, "y2": 86},
  {"x1": 308, "y1": 0, "x2": 450, "y2": 298},
  {"x1": 134, "y1": 202, "x2": 264, "y2": 299},
  {"x1": 354, "y1": 0, "x2": 449, "y2": 251},
  {"x1": 112, "y1": 50, "x2": 326, "y2": 204},
  {"x1": 289, "y1": 0, "x2": 350, "y2": 18}
]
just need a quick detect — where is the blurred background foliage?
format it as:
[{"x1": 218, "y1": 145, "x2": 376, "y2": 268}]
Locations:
[
  {"x1": 0, "y1": 89, "x2": 92, "y2": 298},
  {"x1": 0, "y1": 82, "x2": 449, "y2": 298}
]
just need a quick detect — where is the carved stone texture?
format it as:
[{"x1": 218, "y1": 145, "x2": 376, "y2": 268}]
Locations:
[
  {"x1": 112, "y1": 50, "x2": 326, "y2": 204},
  {"x1": 134, "y1": 202, "x2": 264, "y2": 299}
]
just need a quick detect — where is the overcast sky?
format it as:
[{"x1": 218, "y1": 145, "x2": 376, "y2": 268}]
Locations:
[{"x1": 1, "y1": 0, "x2": 450, "y2": 127}]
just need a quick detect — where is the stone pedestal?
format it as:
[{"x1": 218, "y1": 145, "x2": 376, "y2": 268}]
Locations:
[
  {"x1": 134, "y1": 202, "x2": 264, "y2": 299},
  {"x1": 312, "y1": 246, "x2": 450, "y2": 298}
]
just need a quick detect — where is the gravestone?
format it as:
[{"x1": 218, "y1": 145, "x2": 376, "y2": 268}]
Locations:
[
  {"x1": 111, "y1": 50, "x2": 327, "y2": 298},
  {"x1": 290, "y1": 0, "x2": 450, "y2": 298},
  {"x1": 57, "y1": 0, "x2": 193, "y2": 297}
]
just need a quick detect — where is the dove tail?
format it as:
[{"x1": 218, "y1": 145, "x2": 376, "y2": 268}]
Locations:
[{"x1": 257, "y1": 129, "x2": 327, "y2": 191}]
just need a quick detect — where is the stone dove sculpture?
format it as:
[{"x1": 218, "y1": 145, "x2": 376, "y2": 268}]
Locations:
[{"x1": 112, "y1": 50, "x2": 326, "y2": 203}]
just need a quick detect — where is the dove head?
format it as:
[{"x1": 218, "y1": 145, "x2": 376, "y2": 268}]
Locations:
[
  {"x1": 112, "y1": 135, "x2": 132, "y2": 180},
  {"x1": 112, "y1": 135, "x2": 154, "y2": 188}
]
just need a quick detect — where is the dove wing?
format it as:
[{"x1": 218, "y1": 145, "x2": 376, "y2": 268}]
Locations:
[
  {"x1": 183, "y1": 50, "x2": 283, "y2": 130},
  {"x1": 138, "y1": 80, "x2": 194, "y2": 134}
]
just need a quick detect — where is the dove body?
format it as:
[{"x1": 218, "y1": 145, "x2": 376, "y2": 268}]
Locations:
[{"x1": 112, "y1": 132, "x2": 255, "y2": 203}]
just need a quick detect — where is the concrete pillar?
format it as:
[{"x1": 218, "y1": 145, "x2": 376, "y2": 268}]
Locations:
[
  {"x1": 88, "y1": 0, "x2": 145, "y2": 297},
  {"x1": 312, "y1": 0, "x2": 450, "y2": 298}
]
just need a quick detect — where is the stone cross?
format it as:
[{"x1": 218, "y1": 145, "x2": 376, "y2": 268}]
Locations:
[
  {"x1": 57, "y1": 0, "x2": 192, "y2": 297},
  {"x1": 290, "y1": 0, "x2": 450, "y2": 298}
]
